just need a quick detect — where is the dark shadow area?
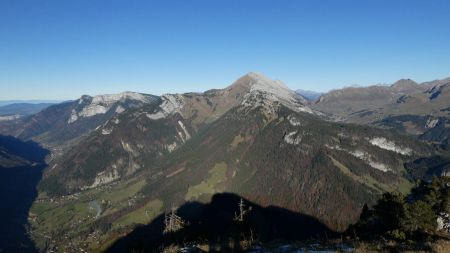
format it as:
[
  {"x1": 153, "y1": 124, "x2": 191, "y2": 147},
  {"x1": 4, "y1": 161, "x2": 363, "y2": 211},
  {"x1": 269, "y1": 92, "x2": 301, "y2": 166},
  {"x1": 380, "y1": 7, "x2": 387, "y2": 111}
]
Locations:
[
  {"x1": 106, "y1": 193, "x2": 336, "y2": 253},
  {"x1": 0, "y1": 135, "x2": 49, "y2": 163},
  {"x1": 0, "y1": 135, "x2": 49, "y2": 253},
  {"x1": 405, "y1": 155, "x2": 450, "y2": 181}
]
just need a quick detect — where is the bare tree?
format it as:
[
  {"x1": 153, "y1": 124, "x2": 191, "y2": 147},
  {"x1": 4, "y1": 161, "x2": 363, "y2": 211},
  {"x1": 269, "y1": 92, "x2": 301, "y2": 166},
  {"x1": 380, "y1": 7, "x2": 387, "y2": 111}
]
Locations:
[
  {"x1": 234, "y1": 198, "x2": 252, "y2": 222},
  {"x1": 163, "y1": 207, "x2": 185, "y2": 234}
]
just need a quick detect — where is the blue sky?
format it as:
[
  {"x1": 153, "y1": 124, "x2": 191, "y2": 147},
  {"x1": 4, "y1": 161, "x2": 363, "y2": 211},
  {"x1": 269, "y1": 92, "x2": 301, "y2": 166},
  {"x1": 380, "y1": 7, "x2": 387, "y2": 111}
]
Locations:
[{"x1": 1, "y1": 0, "x2": 450, "y2": 100}]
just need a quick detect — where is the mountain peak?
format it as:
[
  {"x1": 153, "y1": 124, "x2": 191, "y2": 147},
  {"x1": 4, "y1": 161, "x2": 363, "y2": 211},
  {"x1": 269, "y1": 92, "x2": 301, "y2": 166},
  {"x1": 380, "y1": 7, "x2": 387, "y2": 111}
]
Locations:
[
  {"x1": 226, "y1": 72, "x2": 311, "y2": 113},
  {"x1": 229, "y1": 72, "x2": 290, "y2": 92},
  {"x1": 243, "y1": 71, "x2": 272, "y2": 82},
  {"x1": 391, "y1": 78, "x2": 419, "y2": 92}
]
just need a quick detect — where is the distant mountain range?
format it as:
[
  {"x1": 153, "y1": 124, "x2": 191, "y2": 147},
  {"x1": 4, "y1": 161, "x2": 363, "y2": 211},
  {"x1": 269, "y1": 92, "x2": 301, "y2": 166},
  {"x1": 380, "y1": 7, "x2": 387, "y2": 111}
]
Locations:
[
  {"x1": 312, "y1": 77, "x2": 450, "y2": 147},
  {"x1": 0, "y1": 100, "x2": 62, "y2": 107},
  {"x1": 295, "y1": 89, "x2": 323, "y2": 101},
  {"x1": 313, "y1": 78, "x2": 450, "y2": 122},
  {"x1": 0, "y1": 103, "x2": 56, "y2": 120},
  {"x1": 0, "y1": 72, "x2": 449, "y2": 252}
]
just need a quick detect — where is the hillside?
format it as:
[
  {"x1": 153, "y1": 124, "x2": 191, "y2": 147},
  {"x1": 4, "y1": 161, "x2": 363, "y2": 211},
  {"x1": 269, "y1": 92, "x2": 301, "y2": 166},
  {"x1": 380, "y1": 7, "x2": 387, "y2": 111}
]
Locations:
[
  {"x1": 22, "y1": 73, "x2": 445, "y2": 252},
  {"x1": 0, "y1": 92, "x2": 159, "y2": 154}
]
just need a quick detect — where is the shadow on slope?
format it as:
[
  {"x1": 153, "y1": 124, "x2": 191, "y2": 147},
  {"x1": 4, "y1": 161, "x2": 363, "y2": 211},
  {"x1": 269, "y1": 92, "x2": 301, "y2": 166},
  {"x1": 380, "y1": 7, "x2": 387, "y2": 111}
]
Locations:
[
  {"x1": 0, "y1": 135, "x2": 49, "y2": 163},
  {"x1": 0, "y1": 135, "x2": 49, "y2": 253},
  {"x1": 106, "y1": 192, "x2": 336, "y2": 252}
]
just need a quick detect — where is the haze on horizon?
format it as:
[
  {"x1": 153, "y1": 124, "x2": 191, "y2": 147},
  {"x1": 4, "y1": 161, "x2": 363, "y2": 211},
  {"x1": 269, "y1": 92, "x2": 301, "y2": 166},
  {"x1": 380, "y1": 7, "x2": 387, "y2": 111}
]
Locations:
[{"x1": 1, "y1": 0, "x2": 450, "y2": 100}]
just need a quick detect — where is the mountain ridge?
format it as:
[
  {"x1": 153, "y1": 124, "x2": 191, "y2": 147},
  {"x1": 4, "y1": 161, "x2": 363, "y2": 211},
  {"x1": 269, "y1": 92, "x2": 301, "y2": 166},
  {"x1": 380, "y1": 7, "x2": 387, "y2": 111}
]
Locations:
[{"x1": 0, "y1": 72, "x2": 448, "y2": 252}]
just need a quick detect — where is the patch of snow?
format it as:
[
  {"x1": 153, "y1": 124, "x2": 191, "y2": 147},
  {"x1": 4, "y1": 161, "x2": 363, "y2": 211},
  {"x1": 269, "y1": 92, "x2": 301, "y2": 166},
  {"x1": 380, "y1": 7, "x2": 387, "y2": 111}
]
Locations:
[
  {"x1": 426, "y1": 118, "x2": 439, "y2": 128},
  {"x1": 284, "y1": 131, "x2": 301, "y2": 145},
  {"x1": 369, "y1": 137, "x2": 412, "y2": 155}
]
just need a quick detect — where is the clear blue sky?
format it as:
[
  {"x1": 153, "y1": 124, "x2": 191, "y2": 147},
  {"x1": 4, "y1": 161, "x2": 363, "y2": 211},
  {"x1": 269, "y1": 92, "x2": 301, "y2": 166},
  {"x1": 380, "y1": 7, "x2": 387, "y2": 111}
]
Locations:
[{"x1": 1, "y1": 0, "x2": 450, "y2": 100}]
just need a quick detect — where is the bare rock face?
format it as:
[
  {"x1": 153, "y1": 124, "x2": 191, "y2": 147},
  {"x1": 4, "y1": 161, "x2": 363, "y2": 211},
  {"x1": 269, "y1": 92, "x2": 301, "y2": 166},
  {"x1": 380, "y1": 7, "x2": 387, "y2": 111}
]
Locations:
[
  {"x1": 68, "y1": 92, "x2": 157, "y2": 123},
  {"x1": 238, "y1": 72, "x2": 312, "y2": 114}
]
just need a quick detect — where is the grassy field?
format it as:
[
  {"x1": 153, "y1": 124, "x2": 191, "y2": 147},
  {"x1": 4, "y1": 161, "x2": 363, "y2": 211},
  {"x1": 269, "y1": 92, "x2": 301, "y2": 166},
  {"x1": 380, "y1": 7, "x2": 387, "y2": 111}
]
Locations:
[
  {"x1": 185, "y1": 162, "x2": 228, "y2": 200},
  {"x1": 30, "y1": 200, "x2": 91, "y2": 250},
  {"x1": 29, "y1": 178, "x2": 148, "y2": 250},
  {"x1": 114, "y1": 199, "x2": 163, "y2": 228},
  {"x1": 99, "y1": 179, "x2": 146, "y2": 216}
]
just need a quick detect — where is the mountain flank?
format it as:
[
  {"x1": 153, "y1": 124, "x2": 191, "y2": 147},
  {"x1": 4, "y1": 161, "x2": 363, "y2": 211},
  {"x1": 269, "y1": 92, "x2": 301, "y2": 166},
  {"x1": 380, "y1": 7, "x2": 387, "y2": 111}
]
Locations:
[{"x1": 0, "y1": 72, "x2": 449, "y2": 252}]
